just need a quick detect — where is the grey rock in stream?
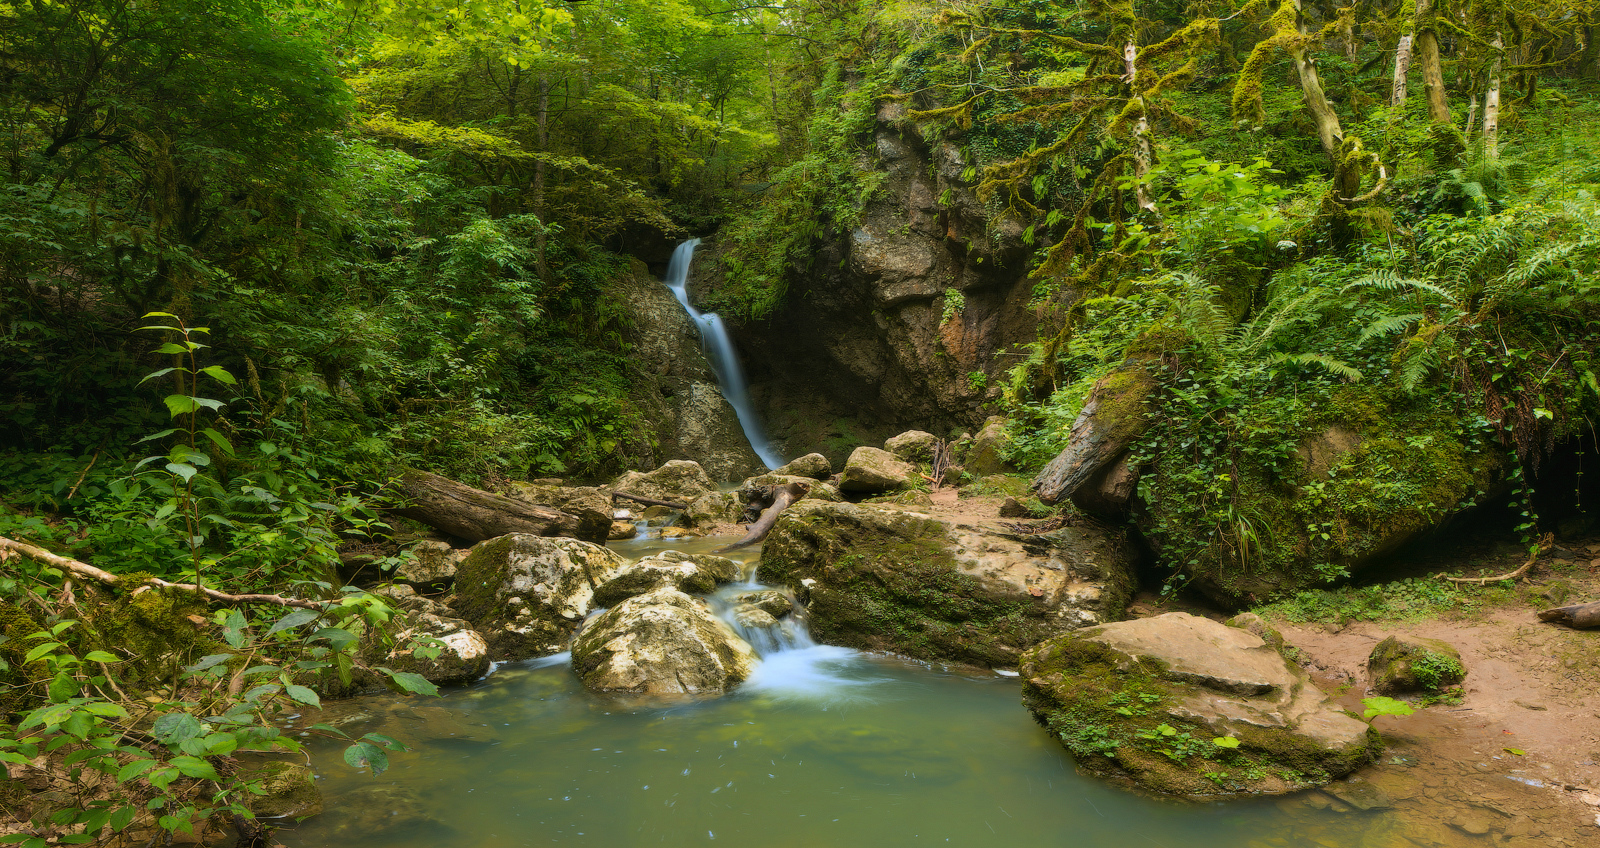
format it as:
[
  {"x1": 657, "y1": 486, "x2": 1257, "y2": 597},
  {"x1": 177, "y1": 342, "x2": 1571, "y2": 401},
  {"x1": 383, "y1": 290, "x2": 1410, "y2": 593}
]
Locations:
[
  {"x1": 884, "y1": 430, "x2": 938, "y2": 462},
  {"x1": 592, "y1": 550, "x2": 741, "y2": 607},
  {"x1": 774, "y1": 453, "x2": 832, "y2": 479},
  {"x1": 394, "y1": 539, "x2": 468, "y2": 591},
  {"x1": 1367, "y1": 634, "x2": 1466, "y2": 695},
  {"x1": 571, "y1": 588, "x2": 757, "y2": 695},
  {"x1": 759, "y1": 500, "x2": 1136, "y2": 667},
  {"x1": 364, "y1": 611, "x2": 491, "y2": 687},
  {"x1": 612, "y1": 460, "x2": 718, "y2": 503},
  {"x1": 449, "y1": 534, "x2": 628, "y2": 660},
  {"x1": 1021, "y1": 612, "x2": 1379, "y2": 799}
]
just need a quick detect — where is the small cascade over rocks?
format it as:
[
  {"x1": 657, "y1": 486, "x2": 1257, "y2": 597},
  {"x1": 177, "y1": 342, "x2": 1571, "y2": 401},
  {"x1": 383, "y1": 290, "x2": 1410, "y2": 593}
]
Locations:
[{"x1": 662, "y1": 239, "x2": 785, "y2": 470}]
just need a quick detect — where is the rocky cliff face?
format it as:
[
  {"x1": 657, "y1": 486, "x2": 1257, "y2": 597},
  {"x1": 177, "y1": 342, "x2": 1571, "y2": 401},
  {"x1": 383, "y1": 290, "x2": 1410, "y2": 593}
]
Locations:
[
  {"x1": 693, "y1": 99, "x2": 1045, "y2": 466},
  {"x1": 610, "y1": 263, "x2": 765, "y2": 481}
]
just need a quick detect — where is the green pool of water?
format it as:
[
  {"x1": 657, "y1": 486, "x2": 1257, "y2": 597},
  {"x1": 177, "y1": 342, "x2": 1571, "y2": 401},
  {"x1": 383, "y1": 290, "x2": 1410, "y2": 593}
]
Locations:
[
  {"x1": 278, "y1": 533, "x2": 1418, "y2": 848},
  {"x1": 279, "y1": 646, "x2": 1410, "y2": 848}
]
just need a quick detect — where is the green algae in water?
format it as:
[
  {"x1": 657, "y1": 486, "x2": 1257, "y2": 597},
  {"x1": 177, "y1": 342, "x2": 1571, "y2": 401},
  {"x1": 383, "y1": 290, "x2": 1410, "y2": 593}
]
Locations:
[{"x1": 279, "y1": 649, "x2": 1402, "y2": 848}]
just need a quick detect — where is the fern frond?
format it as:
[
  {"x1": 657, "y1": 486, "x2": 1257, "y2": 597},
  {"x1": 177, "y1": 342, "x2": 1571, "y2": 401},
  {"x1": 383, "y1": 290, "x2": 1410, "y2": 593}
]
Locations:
[
  {"x1": 1342, "y1": 270, "x2": 1455, "y2": 302},
  {"x1": 1397, "y1": 343, "x2": 1439, "y2": 392},
  {"x1": 1270, "y1": 353, "x2": 1362, "y2": 382},
  {"x1": 1358, "y1": 312, "x2": 1424, "y2": 344}
]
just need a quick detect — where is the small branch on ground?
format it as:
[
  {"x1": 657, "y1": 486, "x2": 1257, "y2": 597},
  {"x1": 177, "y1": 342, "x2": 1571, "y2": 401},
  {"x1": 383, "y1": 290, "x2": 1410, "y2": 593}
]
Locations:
[
  {"x1": 0, "y1": 535, "x2": 329, "y2": 610},
  {"x1": 1442, "y1": 532, "x2": 1552, "y2": 585}
]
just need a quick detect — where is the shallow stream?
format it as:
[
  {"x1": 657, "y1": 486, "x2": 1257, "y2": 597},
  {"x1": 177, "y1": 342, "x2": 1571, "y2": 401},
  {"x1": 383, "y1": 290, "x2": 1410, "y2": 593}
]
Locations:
[{"x1": 278, "y1": 535, "x2": 1459, "y2": 848}]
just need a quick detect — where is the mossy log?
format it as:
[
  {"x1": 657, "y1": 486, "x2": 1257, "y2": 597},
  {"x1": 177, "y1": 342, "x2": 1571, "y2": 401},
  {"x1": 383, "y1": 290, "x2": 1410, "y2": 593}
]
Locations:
[
  {"x1": 391, "y1": 469, "x2": 608, "y2": 544},
  {"x1": 1538, "y1": 602, "x2": 1600, "y2": 629},
  {"x1": 1032, "y1": 364, "x2": 1155, "y2": 504}
]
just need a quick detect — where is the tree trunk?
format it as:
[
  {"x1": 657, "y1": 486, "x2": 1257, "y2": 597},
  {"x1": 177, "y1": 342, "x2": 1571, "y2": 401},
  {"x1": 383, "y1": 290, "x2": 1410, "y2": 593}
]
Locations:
[
  {"x1": 1032, "y1": 365, "x2": 1155, "y2": 504},
  {"x1": 391, "y1": 469, "x2": 608, "y2": 544},
  {"x1": 533, "y1": 73, "x2": 551, "y2": 281},
  {"x1": 714, "y1": 482, "x2": 808, "y2": 553},
  {"x1": 1392, "y1": 34, "x2": 1414, "y2": 106},
  {"x1": 1287, "y1": 0, "x2": 1344, "y2": 161},
  {"x1": 1484, "y1": 32, "x2": 1503, "y2": 159},
  {"x1": 1124, "y1": 40, "x2": 1158, "y2": 219},
  {"x1": 1415, "y1": 0, "x2": 1450, "y2": 123},
  {"x1": 1538, "y1": 602, "x2": 1600, "y2": 629}
]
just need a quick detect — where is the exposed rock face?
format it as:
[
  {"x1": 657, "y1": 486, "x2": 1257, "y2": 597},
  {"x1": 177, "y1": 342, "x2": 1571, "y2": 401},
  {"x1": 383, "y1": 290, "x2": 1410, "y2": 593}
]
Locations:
[
  {"x1": 507, "y1": 483, "x2": 614, "y2": 535},
  {"x1": 365, "y1": 612, "x2": 490, "y2": 687},
  {"x1": 885, "y1": 430, "x2": 938, "y2": 462},
  {"x1": 613, "y1": 460, "x2": 718, "y2": 503},
  {"x1": 775, "y1": 452, "x2": 832, "y2": 479},
  {"x1": 1070, "y1": 456, "x2": 1141, "y2": 518},
  {"x1": 592, "y1": 551, "x2": 741, "y2": 608},
  {"x1": 760, "y1": 501, "x2": 1137, "y2": 667},
  {"x1": 733, "y1": 590, "x2": 793, "y2": 618},
  {"x1": 570, "y1": 589, "x2": 757, "y2": 695},
  {"x1": 1367, "y1": 635, "x2": 1466, "y2": 695},
  {"x1": 450, "y1": 534, "x2": 628, "y2": 659},
  {"x1": 691, "y1": 101, "x2": 1044, "y2": 465},
  {"x1": 1021, "y1": 613, "x2": 1378, "y2": 798},
  {"x1": 838, "y1": 446, "x2": 916, "y2": 494},
  {"x1": 609, "y1": 262, "x2": 764, "y2": 480}
]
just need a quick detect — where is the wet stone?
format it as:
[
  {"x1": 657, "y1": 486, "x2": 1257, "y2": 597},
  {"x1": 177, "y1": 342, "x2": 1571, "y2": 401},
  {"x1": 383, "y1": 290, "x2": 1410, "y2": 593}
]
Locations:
[{"x1": 1322, "y1": 780, "x2": 1394, "y2": 811}]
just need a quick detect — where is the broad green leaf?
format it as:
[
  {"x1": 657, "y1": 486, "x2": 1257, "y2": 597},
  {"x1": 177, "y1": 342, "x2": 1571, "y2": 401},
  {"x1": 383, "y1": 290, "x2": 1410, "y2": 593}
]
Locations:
[
  {"x1": 1212, "y1": 736, "x2": 1241, "y2": 749},
  {"x1": 20, "y1": 703, "x2": 72, "y2": 731},
  {"x1": 378, "y1": 668, "x2": 440, "y2": 696},
  {"x1": 1361, "y1": 696, "x2": 1416, "y2": 721},
  {"x1": 343, "y1": 741, "x2": 389, "y2": 775},
  {"x1": 24, "y1": 641, "x2": 63, "y2": 663},
  {"x1": 170, "y1": 755, "x2": 220, "y2": 780},
  {"x1": 198, "y1": 365, "x2": 237, "y2": 385},
  {"x1": 362, "y1": 732, "x2": 407, "y2": 751},
  {"x1": 48, "y1": 672, "x2": 80, "y2": 703},
  {"x1": 153, "y1": 342, "x2": 193, "y2": 355},
  {"x1": 199, "y1": 428, "x2": 235, "y2": 456},
  {"x1": 285, "y1": 685, "x2": 321, "y2": 709},
  {"x1": 162, "y1": 395, "x2": 200, "y2": 418},
  {"x1": 151, "y1": 712, "x2": 204, "y2": 745},
  {"x1": 164, "y1": 462, "x2": 197, "y2": 483},
  {"x1": 138, "y1": 367, "x2": 179, "y2": 385},
  {"x1": 62, "y1": 710, "x2": 94, "y2": 740},
  {"x1": 183, "y1": 653, "x2": 234, "y2": 674},
  {"x1": 81, "y1": 651, "x2": 120, "y2": 663},
  {"x1": 117, "y1": 758, "x2": 158, "y2": 782},
  {"x1": 267, "y1": 608, "x2": 322, "y2": 635},
  {"x1": 309, "y1": 723, "x2": 350, "y2": 739}
]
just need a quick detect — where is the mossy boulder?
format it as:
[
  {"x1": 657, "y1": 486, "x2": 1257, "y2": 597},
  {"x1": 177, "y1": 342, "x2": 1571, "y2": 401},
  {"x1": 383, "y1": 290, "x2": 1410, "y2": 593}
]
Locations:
[
  {"x1": 683, "y1": 489, "x2": 744, "y2": 528},
  {"x1": 732, "y1": 590, "x2": 793, "y2": 618},
  {"x1": 393, "y1": 540, "x2": 467, "y2": 593},
  {"x1": 965, "y1": 415, "x2": 1016, "y2": 476},
  {"x1": 1021, "y1": 613, "x2": 1378, "y2": 799},
  {"x1": 838, "y1": 446, "x2": 916, "y2": 494},
  {"x1": 592, "y1": 551, "x2": 741, "y2": 608},
  {"x1": 1367, "y1": 635, "x2": 1466, "y2": 695},
  {"x1": 759, "y1": 501, "x2": 1136, "y2": 667},
  {"x1": 738, "y1": 473, "x2": 842, "y2": 504},
  {"x1": 1136, "y1": 385, "x2": 1508, "y2": 608},
  {"x1": 884, "y1": 430, "x2": 938, "y2": 462},
  {"x1": 242, "y1": 761, "x2": 323, "y2": 819},
  {"x1": 506, "y1": 483, "x2": 614, "y2": 536},
  {"x1": 87, "y1": 587, "x2": 216, "y2": 688},
  {"x1": 570, "y1": 588, "x2": 757, "y2": 695},
  {"x1": 450, "y1": 534, "x2": 628, "y2": 659}
]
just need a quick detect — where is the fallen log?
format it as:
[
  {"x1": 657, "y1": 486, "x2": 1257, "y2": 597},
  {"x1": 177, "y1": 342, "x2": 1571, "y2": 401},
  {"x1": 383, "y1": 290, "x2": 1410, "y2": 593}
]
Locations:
[
  {"x1": 1537, "y1": 602, "x2": 1600, "y2": 629},
  {"x1": 390, "y1": 469, "x2": 609, "y2": 544},
  {"x1": 1032, "y1": 363, "x2": 1155, "y2": 504},
  {"x1": 612, "y1": 491, "x2": 689, "y2": 510},
  {"x1": 0, "y1": 536, "x2": 328, "y2": 610},
  {"x1": 1444, "y1": 533, "x2": 1551, "y2": 584},
  {"x1": 714, "y1": 482, "x2": 809, "y2": 554}
]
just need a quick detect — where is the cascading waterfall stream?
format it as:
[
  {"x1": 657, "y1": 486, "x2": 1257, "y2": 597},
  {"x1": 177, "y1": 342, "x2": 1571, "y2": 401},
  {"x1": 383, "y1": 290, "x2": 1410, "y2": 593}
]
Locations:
[{"x1": 662, "y1": 239, "x2": 786, "y2": 470}]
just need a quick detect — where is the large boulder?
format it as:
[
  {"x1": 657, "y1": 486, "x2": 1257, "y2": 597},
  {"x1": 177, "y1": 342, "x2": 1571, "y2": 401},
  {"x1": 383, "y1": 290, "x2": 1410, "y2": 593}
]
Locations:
[
  {"x1": 774, "y1": 453, "x2": 832, "y2": 479},
  {"x1": 838, "y1": 447, "x2": 917, "y2": 494},
  {"x1": 884, "y1": 430, "x2": 938, "y2": 463},
  {"x1": 1367, "y1": 635, "x2": 1466, "y2": 695},
  {"x1": 592, "y1": 551, "x2": 741, "y2": 608},
  {"x1": 449, "y1": 534, "x2": 629, "y2": 659},
  {"x1": 760, "y1": 500, "x2": 1136, "y2": 667},
  {"x1": 737, "y1": 473, "x2": 842, "y2": 505},
  {"x1": 507, "y1": 483, "x2": 614, "y2": 535},
  {"x1": 1021, "y1": 612, "x2": 1379, "y2": 798},
  {"x1": 612, "y1": 460, "x2": 718, "y2": 503},
  {"x1": 570, "y1": 589, "x2": 757, "y2": 695}
]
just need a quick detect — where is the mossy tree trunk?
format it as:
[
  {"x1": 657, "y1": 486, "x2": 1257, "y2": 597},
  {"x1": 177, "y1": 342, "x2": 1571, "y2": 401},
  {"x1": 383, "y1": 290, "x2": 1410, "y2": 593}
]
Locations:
[{"x1": 1416, "y1": 0, "x2": 1452, "y2": 123}]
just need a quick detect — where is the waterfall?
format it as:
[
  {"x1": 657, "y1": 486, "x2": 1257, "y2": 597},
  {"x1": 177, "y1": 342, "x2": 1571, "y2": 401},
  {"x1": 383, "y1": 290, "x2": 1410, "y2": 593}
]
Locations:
[{"x1": 662, "y1": 239, "x2": 785, "y2": 470}]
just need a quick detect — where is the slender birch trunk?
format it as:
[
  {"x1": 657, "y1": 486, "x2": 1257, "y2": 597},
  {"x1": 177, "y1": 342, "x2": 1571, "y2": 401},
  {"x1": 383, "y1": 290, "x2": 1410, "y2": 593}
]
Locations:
[
  {"x1": 1392, "y1": 34, "x2": 1414, "y2": 106},
  {"x1": 1484, "y1": 32, "x2": 1503, "y2": 160},
  {"x1": 1124, "y1": 40, "x2": 1158, "y2": 219}
]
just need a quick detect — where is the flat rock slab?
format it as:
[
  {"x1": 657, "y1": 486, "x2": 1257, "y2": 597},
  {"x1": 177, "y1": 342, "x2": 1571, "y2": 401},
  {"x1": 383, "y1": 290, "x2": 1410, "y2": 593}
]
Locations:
[{"x1": 1021, "y1": 612, "x2": 1378, "y2": 799}]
